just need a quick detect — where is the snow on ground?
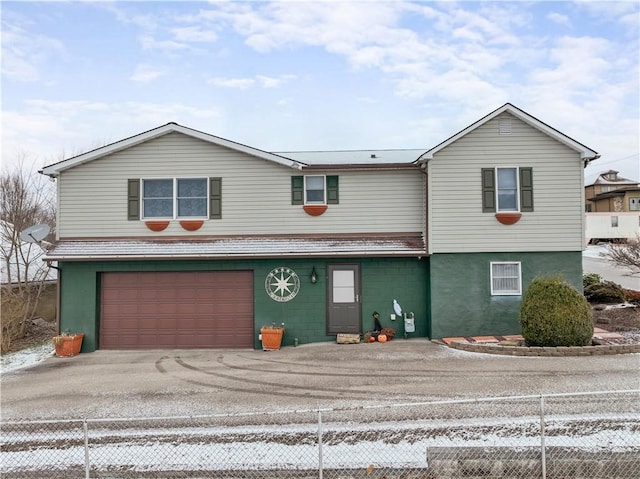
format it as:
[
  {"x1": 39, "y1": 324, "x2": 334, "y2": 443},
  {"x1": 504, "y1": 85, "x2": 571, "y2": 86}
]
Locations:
[
  {"x1": 583, "y1": 244, "x2": 611, "y2": 259},
  {"x1": 0, "y1": 341, "x2": 53, "y2": 375}
]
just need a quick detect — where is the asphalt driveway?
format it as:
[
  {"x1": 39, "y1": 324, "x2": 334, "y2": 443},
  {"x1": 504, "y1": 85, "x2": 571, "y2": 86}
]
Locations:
[{"x1": 2, "y1": 339, "x2": 638, "y2": 421}]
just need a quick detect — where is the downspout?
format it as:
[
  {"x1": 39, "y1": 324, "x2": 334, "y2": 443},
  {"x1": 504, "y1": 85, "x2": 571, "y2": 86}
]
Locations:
[{"x1": 46, "y1": 260, "x2": 62, "y2": 334}]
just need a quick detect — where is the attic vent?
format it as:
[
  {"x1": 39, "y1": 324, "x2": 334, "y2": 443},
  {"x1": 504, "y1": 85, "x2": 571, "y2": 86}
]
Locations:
[{"x1": 499, "y1": 118, "x2": 512, "y2": 135}]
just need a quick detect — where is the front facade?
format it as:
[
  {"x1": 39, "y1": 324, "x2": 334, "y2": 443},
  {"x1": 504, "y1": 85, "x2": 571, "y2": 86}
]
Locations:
[{"x1": 41, "y1": 104, "x2": 598, "y2": 352}]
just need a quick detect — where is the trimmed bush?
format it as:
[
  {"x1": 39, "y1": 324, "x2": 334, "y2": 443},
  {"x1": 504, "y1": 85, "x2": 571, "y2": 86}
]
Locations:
[
  {"x1": 519, "y1": 276, "x2": 593, "y2": 347},
  {"x1": 584, "y1": 281, "x2": 627, "y2": 303},
  {"x1": 582, "y1": 273, "x2": 602, "y2": 288}
]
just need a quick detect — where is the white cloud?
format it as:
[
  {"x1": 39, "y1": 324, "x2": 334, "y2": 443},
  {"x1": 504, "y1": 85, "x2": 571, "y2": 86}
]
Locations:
[
  {"x1": 547, "y1": 12, "x2": 572, "y2": 27},
  {"x1": 1, "y1": 23, "x2": 66, "y2": 82},
  {"x1": 208, "y1": 74, "x2": 296, "y2": 89},
  {"x1": 171, "y1": 26, "x2": 218, "y2": 43},
  {"x1": 2, "y1": 101, "x2": 225, "y2": 171},
  {"x1": 139, "y1": 34, "x2": 190, "y2": 52},
  {"x1": 208, "y1": 77, "x2": 255, "y2": 89},
  {"x1": 130, "y1": 64, "x2": 166, "y2": 83}
]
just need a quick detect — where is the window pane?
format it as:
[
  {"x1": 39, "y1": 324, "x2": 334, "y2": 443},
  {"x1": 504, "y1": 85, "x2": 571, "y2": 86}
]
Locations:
[
  {"x1": 143, "y1": 199, "x2": 173, "y2": 218},
  {"x1": 177, "y1": 178, "x2": 207, "y2": 197},
  {"x1": 333, "y1": 271, "x2": 355, "y2": 303},
  {"x1": 144, "y1": 179, "x2": 173, "y2": 198},
  {"x1": 498, "y1": 192, "x2": 517, "y2": 210},
  {"x1": 497, "y1": 169, "x2": 516, "y2": 188},
  {"x1": 178, "y1": 198, "x2": 207, "y2": 217},
  {"x1": 306, "y1": 176, "x2": 324, "y2": 189}
]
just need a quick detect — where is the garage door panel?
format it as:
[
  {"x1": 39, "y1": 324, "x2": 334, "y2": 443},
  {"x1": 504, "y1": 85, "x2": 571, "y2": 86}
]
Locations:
[{"x1": 101, "y1": 271, "x2": 254, "y2": 349}]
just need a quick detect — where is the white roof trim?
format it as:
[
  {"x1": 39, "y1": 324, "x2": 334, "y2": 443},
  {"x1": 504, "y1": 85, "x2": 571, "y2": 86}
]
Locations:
[
  {"x1": 40, "y1": 123, "x2": 305, "y2": 176},
  {"x1": 417, "y1": 103, "x2": 598, "y2": 163}
]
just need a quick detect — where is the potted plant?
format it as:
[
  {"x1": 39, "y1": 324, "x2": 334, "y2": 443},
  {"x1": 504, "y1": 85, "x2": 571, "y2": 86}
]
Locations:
[
  {"x1": 260, "y1": 323, "x2": 285, "y2": 351},
  {"x1": 52, "y1": 332, "x2": 84, "y2": 357}
]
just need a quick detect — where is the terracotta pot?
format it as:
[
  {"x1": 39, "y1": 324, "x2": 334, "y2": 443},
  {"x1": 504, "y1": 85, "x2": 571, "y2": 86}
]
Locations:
[
  {"x1": 53, "y1": 334, "x2": 84, "y2": 357},
  {"x1": 260, "y1": 327, "x2": 284, "y2": 350}
]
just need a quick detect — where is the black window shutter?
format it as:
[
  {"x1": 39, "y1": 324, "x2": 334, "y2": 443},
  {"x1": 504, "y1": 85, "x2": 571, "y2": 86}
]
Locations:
[
  {"x1": 481, "y1": 168, "x2": 496, "y2": 212},
  {"x1": 209, "y1": 177, "x2": 222, "y2": 219},
  {"x1": 520, "y1": 168, "x2": 533, "y2": 212},
  {"x1": 291, "y1": 176, "x2": 304, "y2": 205},
  {"x1": 127, "y1": 179, "x2": 140, "y2": 220},
  {"x1": 326, "y1": 175, "x2": 339, "y2": 204}
]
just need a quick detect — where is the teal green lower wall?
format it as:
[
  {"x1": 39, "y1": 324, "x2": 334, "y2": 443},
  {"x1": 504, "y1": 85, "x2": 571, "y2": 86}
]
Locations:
[
  {"x1": 58, "y1": 257, "x2": 429, "y2": 352},
  {"x1": 429, "y1": 251, "x2": 583, "y2": 339}
]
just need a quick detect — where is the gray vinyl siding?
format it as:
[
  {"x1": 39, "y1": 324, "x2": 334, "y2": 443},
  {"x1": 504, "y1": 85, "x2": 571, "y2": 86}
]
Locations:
[
  {"x1": 428, "y1": 113, "x2": 585, "y2": 253},
  {"x1": 56, "y1": 133, "x2": 425, "y2": 238}
]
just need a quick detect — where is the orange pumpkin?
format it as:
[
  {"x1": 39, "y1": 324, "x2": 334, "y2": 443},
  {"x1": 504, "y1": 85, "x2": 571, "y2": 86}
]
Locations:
[{"x1": 378, "y1": 334, "x2": 387, "y2": 343}]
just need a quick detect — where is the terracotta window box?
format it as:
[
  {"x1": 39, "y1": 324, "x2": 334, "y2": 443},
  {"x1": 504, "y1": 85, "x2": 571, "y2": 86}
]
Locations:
[
  {"x1": 303, "y1": 205, "x2": 328, "y2": 216},
  {"x1": 179, "y1": 220, "x2": 204, "y2": 231},
  {"x1": 495, "y1": 213, "x2": 522, "y2": 225},
  {"x1": 145, "y1": 221, "x2": 170, "y2": 232}
]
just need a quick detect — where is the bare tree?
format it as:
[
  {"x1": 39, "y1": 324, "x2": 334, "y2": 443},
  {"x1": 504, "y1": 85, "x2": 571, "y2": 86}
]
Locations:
[
  {"x1": 606, "y1": 236, "x2": 640, "y2": 277},
  {"x1": 1, "y1": 156, "x2": 56, "y2": 351}
]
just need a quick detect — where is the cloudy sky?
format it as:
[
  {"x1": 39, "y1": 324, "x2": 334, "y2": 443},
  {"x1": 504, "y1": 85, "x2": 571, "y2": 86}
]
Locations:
[{"x1": 2, "y1": 1, "x2": 639, "y2": 183}]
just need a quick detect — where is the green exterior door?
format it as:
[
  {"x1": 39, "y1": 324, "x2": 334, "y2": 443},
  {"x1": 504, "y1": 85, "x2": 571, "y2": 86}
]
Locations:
[{"x1": 327, "y1": 264, "x2": 361, "y2": 334}]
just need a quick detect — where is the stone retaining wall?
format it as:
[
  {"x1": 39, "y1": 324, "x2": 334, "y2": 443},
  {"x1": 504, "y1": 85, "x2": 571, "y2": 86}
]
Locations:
[{"x1": 427, "y1": 446, "x2": 639, "y2": 478}]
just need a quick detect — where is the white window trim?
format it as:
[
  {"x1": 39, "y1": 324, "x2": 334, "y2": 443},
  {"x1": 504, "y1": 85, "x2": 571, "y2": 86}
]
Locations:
[
  {"x1": 490, "y1": 261, "x2": 522, "y2": 296},
  {"x1": 141, "y1": 177, "x2": 209, "y2": 220},
  {"x1": 304, "y1": 175, "x2": 327, "y2": 205},
  {"x1": 496, "y1": 167, "x2": 520, "y2": 213}
]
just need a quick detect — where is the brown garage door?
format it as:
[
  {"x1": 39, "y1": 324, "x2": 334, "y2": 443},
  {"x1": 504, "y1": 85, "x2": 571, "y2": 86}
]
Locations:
[{"x1": 100, "y1": 271, "x2": 254, "y2": 349}]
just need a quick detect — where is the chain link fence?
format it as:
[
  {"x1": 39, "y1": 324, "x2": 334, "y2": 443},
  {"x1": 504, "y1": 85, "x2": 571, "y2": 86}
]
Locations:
[{"x1": 2, "y1": 390, "x2": 638, "y2": 479}]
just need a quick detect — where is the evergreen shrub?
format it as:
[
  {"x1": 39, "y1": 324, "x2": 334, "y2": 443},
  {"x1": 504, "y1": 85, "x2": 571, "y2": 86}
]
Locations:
[
  {"x1": 582, "y1": 273, "x2": 601, "y2": 288},
  {"x1": 584, "y1": 280, "x2": 627, "y2": 303},
  {"x1": 519, "y1": 276, "x2": 593, "y2": 347}
]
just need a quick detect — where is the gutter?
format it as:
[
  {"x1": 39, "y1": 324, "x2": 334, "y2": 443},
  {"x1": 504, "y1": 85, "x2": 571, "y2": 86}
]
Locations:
[{"x1": 583, "y1": 153, "x2": 601, "y2": 168}]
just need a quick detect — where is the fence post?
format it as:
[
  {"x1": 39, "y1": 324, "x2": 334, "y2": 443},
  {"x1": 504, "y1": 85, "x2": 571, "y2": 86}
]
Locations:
[
  {"x1": 318, "y1": 410, "x2": 324, "y2": 479},
  {"x1": 83, "y1": 419, "x2": 90, "y2": 479},
  {"x1": 540, "y1": 395, "x2": 546, "y2": 479}
]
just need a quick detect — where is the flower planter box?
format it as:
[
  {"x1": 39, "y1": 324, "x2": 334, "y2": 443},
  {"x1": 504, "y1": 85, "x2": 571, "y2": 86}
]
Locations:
[
  {"x1": 53, "y1": 333, "x2": 84, "y2": 357},
  {"x1": 260, "y1": 327, "x2": 284, "y2": 351}
]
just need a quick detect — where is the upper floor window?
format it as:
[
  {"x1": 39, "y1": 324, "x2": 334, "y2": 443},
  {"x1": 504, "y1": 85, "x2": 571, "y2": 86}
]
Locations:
[
  {"x1": 630, "y1": 198, "x2": 640, "y2": 211},
  {"x1": 128, "y1": 177, "x2": 222, "y2": 220},
  {"x1": 490, "y1": 262, "x2": 522, "y2": 295},
  {"x1": 305, "y1": 176, "x2": 325, "y2": 204},
  {"x1": 482, "y1": 167, "x2": 533, "y2": 213},
  {"x1": 497, "y1": 168, "x2": 518, "y2": 211},
  {"x1": 291, "y1": 175, "x2": 339, "y2": 206},
  {"x1": 143, "y1": 178, "x2": 207, "y2": 219}
]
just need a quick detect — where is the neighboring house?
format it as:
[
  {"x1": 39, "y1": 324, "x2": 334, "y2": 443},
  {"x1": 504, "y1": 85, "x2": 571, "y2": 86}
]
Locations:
[
  {"x1": 584, "y1": 172, "x2": 640, "y2": 244},
  {"x1": 585, "y1": 170, "x2": 639, "y2": 212},
  {"x1": 0, "y1": 221, "x2": 56, "y2": 285},
  {"x1": 40, "y1": 103, "x2": 598, "y2": 352},
  {"x1": 588, "y1": 187, "x2": 640, "y2": 213}
]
